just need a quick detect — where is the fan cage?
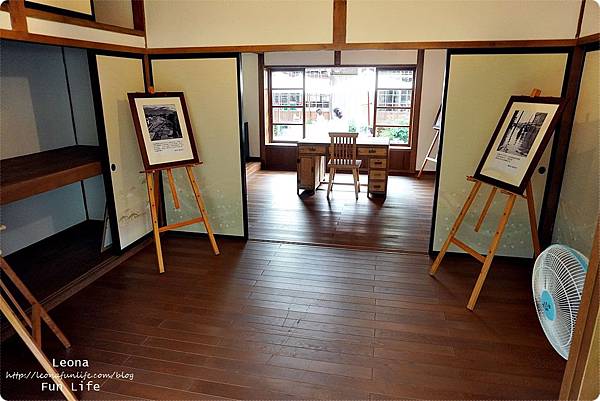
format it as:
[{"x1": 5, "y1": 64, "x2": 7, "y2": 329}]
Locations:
[{"x1": 532, "y1": 245, "x2": 588, "y2": 359}]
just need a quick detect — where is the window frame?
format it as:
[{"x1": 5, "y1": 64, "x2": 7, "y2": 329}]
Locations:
[
  {"x1": 267, "y1": 65, "x2": 417, "y2": 147},
  {"x1": 373, "y1": 66, "x2": 417, "y2": 148},
  {"x1": 268, "y1": 68, "x2": 305, "y2": 143}
]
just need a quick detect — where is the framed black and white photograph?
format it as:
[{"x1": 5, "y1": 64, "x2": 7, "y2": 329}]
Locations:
[
  {"x1": 128, "y1": 92, "x2": 200, "y2": 171},
  {"x1": 474, "y1": 96, "x2": 564, "y2": 194}
]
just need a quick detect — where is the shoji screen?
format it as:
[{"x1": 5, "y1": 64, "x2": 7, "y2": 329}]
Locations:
[
  {"x1": 432, "y1": 52, "x2": 568, "y2": 258},
  {"x1": 553, "y1": 50, "x2": 599, "y2": 255},
  {"x1": 151, "y1": 56, "x2": 246, "y2": 237},
  {"x1": 95, "y1": 55, "x2": 152, "y2": 249}
]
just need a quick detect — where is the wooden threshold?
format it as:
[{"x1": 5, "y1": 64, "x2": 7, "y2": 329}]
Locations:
[{"x1": 1, "y1": 145, "x2": 102, "y2": 205}]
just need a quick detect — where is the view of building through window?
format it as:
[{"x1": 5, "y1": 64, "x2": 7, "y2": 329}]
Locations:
[{"x1": 269, "y1": 66, "x2": 414, "y2": 145}]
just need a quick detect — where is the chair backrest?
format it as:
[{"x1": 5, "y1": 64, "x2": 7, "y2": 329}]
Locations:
[{"x1": 329, "y1": 132, "x2": 358, "y2": 165}]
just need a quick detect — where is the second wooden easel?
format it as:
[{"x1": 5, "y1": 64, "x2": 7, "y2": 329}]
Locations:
[
  {"x1": 429, "y1": 89, "x2": 543, "y2": 310},
  {"x1": 416, "y1": 128, "x2": 439, "y2": 178},
  {"x1": 146, "y1": 164, "x2": 220, "y2": 273}
]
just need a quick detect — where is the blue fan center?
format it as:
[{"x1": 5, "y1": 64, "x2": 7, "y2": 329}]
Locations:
[{"x1": 541, "y1": 290, "x2": 556, "y2": 321}]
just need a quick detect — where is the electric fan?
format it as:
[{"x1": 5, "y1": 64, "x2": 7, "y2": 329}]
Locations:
[{"x1": 532, "y1": 244, "x2": 588, "y2": 359}]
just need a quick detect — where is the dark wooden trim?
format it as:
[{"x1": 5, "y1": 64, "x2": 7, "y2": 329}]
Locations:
[
  {"x1": 131, "y1": 0, "x2": 145, "y2": 31},
  {"x1": 409, "y1": 49, "x2": 425, "y2": 173},
  {"x1": 332, "y1": 0, "x2": 346, "y2": 45},
  {"x1": 539, "y1": 46, "x2": 585, "y2": 248},
  {"x1": 25, "y1": 7, "x2": 145, "y2": 36},
  {"x1": 0, "y1": 29, "x2": 145, "y2": 53},
  {"x1": 8, "y1": 0, "x2": 27, "y2": 32},
  {"x1": 577, "y1": 32, "x2": 600, "y2": 46},
  {"x1": 429, "y1": 49, "x2": 453, "y2": 254},
  {"x1": 24, "y1": 0, "x2": 94, "y2": 20},
  {"x1": 236, "y1": 53, "x2": 250, "y2": 239},
  {"x1": 575, "y1": 0, "x2": 586, "y2": 38},
  {"x1": 334, "y1": 50, "x2": 341, "y2": 66},
  {"x1": 258, "y1": 53, "x2": 267, "y2": 168},
  {"x1": 559, "y1": 220, "x2": 599, "y2": 400},
  {"x1": 146, "y1": 39, "x2": 577, "y2": 54},
  {"x1": 142, "y1": 54, "x2": 152, "y2": 91}
]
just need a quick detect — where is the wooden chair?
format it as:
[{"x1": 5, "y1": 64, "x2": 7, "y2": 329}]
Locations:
[{"x1": 327, "y1": 132, "x2": 361, "y2": 200}]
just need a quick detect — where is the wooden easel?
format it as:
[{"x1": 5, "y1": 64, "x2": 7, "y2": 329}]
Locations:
[
  {"x1": 429, "y1": 89, "x2": 543, "y2": 310},
  {"x1": 0, "y1": 237, "x2": 76, "y2": 400},
  {"x1": 145, "y1": 164, "x2": 220, "y2": 273},
  {"x1": 417, "y1": 128, "x2": 439, "y2": 178}
]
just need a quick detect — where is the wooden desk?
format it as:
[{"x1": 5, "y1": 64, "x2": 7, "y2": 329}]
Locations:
[{"x1": 297, "y1": 137, "x2": 390, "y2": 197}]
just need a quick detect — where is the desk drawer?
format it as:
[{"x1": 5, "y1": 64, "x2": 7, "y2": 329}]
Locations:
[
  {"x1": 369, "y1": 169, "x2": 387, "y2": 180},
  {"x1": 369, "y1": 158, "x2": 387, "y2": 169},
  {"x1": 359, "y1": 147, "x2": 387, "y2": 156},
  {"x1": 368, "y1": 180, "x2": 387, "y2": 193},
  {"x1": 299, "y1": 145, "x2": 326, "y2": 155}
]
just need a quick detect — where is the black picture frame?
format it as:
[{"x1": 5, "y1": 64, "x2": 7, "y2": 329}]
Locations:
[
  {"x1": 473, "y1": 95, "x2": 564, "y2": 194},
  {"x1": 127, "y1": 92, "x2": 201, "y2": 171}
]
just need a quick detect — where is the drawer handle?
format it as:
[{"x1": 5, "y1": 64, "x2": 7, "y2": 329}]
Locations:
[
  {"x1": 368, "y1": 149, "x2": 376, "y2": 153},
  {"x1": 374, "y1": 161, "x2": 382, "y2": 165},
  {"x1": 309, "y1": 147, "x2": 316, "y2": 151}
]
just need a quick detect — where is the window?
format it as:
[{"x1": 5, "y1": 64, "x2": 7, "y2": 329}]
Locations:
[
  {"x1": 268, "y1": 66, "x2": 415, "y2": 145},
  {"x1": 270, "y1": 70, "x2": 304, "y2": 141},
  {"x1": 374, "y1": 68, "x2": 414, "y2": 146}
]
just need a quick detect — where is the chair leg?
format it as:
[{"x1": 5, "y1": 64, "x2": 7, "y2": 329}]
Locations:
[
  {"x1": 327, "y1": 167, "x2": 335, "y2": 199},
  {"x1": 357, "y1": 169, "x2": 361, "y2": 192},
  {"x1": 353, "y1": 169, "x2": 359, "y2": 200}
]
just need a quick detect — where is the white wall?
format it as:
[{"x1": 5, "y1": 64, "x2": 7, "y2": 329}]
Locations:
[
  {"x1": 553, "y1": 50, "x2": 599, "y2": 256},
  {"x1": 417, "y1": 50, "x2": 446, "y2": 172},
  {"x1": 145, "y1": 0, "x2": 333, "y2": 48},
  {"x1": 347, "y1": 0, "x2": 581, "y2": 43},
  {"x1": 27, "y1": 0, "x2": 92, "y2": 15},
  {"x1": 265, "y1": 51, "x2": 334, "y2": 66},
  {"x1": 0, "y1": 41, "x2": 104, "y2": 255},
  {"x1": 580, "y1": 0, "x2": 600, "y2": 37},
  {"x1": 341, "y1": 50, "x2": 417, "y2": 65},
  {"x1": 26, "y1": 17, "x2": 145, "y2": 48},
  {"x1": 93, "y1": 0, "x2": 134, "y2": 29},
  {"x1": 0, "y1": 10, "x2": 11, "y2": 30},
  {"x1": 242, "y1": 53, "x2": 261, "y2": 158}
]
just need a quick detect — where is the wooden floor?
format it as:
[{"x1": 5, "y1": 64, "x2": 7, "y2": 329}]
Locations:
[
  {"x1": 247, "y1": 171, "x2": 435, "y2": 253},
  {"x1": 1, "y1": 236, "x2": 565, "y2": 400}
]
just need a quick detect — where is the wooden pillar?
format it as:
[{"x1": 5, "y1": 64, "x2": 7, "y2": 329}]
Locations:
[
  {"x1": 258, "y1": 53, "x2": 267, "y2": 169},
  {"x1": 333, "y1": 0, "x2": 347, "y2": 46},
  {"x1": 8, "y1": 0, "x2": 27, "y2": 32},
  {"x1": 131, "y1": 0, "x2": 145, "y2": 31},
  {"x1": 410, "y1": 49, "x2": 425, "y2": 173},
  {"x1": 539, "y1": 46, "x2": 585, "y2": 248}
]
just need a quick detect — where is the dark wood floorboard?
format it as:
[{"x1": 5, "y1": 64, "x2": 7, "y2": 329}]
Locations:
[
  {"x1": 1, "y1": 237, "x2": 564, "y2": 400},
  {"x1": 247, "y1": 171, "x2": 435, "y2": 253}
]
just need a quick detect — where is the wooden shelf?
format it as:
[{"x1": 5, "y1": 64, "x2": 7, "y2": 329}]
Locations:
[
  {"x1": 3, "y1": 220, "x2": 109, "y2": 303},
  {"x1": 1, "y1": 145, "x2": 103, "y2": 205}
]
